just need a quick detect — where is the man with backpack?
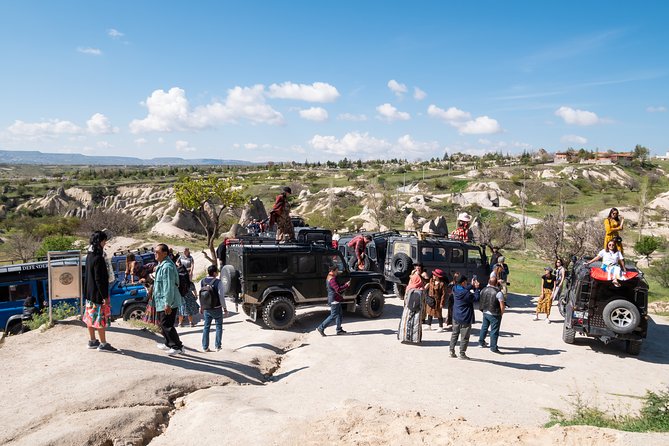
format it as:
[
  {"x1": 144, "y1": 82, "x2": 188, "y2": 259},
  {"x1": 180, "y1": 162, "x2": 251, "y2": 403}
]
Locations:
[{"x1": 199, "y1": 264, "x2": 228, "y2": 352}]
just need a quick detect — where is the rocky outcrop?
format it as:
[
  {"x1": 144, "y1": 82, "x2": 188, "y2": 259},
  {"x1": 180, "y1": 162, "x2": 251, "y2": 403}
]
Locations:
[
  {"x1": 422, "y1": 216, "x2": 449, "y2": 235},
  {"x1": 239, "y1": 197, "x2": 268, "y2": 225}
]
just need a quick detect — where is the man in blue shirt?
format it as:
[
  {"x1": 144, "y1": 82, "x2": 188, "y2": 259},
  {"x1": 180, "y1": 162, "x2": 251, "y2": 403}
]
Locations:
[{"x1": 449, "y1": 275, "x2": 481, "y2": 360}]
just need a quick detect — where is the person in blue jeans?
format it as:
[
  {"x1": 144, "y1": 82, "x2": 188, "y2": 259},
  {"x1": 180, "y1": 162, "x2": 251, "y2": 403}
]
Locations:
[
  {"x1": 317, "y1": 266, "x2": 351, "y2": 336},
  {"x1": 478, "y1": 277, "x2": 505, "y2": 354},
  {"x1": 199, "y1": 264, "x2": 228, "y2": 352}
]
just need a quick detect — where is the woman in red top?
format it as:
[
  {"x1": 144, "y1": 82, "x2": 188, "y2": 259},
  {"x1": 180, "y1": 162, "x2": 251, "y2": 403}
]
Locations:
[{"x1": 270, "y1": 186, "x2": 295, "y2": 242}]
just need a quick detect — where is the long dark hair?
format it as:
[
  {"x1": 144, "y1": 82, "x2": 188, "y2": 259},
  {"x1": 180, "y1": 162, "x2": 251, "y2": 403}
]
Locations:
[
  {"x1": 608, "y1": 208, "x2": 620, "y2": 222},
  {"x1": 89, "y1": 230, "x2": 108, "y2": 255},
  {"x1": 606, "y1": 240, "x2": 618, "y2": 253}
]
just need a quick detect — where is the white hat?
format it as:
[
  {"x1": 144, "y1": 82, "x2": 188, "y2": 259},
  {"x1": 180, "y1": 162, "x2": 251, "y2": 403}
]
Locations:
[{"x1": 457, "y1": 212, "x2": 471, "y2": 222}]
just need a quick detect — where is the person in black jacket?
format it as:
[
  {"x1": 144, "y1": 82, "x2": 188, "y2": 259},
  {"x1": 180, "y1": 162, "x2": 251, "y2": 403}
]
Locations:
[{"x1": 83, "y1": 230, "x2": 118, "y2": 352}]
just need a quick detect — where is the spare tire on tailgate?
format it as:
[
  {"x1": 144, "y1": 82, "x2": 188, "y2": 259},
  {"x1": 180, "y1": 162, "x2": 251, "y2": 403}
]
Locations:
[
  {"x1": 602, "y1": 299, "x2": 641, "y2": 335},
  {"x1": 220, "y1": 265, "x2": 238, "y2": 296},
  {"x1": 391, "y1": 253, "x2": 412, "y2": 278}
]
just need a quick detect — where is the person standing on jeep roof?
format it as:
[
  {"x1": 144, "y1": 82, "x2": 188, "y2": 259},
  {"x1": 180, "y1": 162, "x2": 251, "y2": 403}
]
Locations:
[
  {"x1": 347, "y1": 234, "x2": 372, "y2": 271},
  {"x1": 153, "y1": 243, "x2": 185, "y2": 356},
  {"x1": 83, "y1": 230, "x2": 118, "y2": 353},
  {"x1": 199, "y1": 264, "x2": 228, "y2": 352},
  {"x1": 317, "y1": 266, "x2": 351, "y2": 336},
  {"x1": 269, "y1": 186, "x2": 295, "y2": 243},
  {"x1": 451, "y1": 212, "x2": 473, "y2": 242},
  {"x1": 449, "y1": 275, "x2": 481, "y2": 360},
  {"x1": 604, "y1": 207, "x2": 624, "y2": 254}
]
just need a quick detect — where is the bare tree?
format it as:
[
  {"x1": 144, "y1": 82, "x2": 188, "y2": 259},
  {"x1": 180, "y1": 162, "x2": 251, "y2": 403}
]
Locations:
[
  {"x1": 474, "y1": 211, "x2": 519, "y2": 249},
  {"x1": 533, "y1": 214, "x2": 603, "y2": 264},
  {"x1": 7, "y1": 231, "x2": 41, "y2": 262}
]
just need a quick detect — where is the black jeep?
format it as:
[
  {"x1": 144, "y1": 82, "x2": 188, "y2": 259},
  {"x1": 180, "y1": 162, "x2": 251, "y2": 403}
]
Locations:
[
  {"x1": 385, "y1": 233, "x2": 490, "y2": 298},
  {"x1": 561, "y1": 258, "x2": 649, "y2": 355},
  {"x1": 222, "y1": 234, "x2": 386, "y2": 330}
]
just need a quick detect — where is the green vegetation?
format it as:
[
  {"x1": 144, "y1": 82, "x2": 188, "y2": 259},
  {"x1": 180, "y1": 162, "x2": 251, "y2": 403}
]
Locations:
[
  {"x1": 545, "y1": 389, "x2": 669, "y2": 432},
  {"x1": 24, "y1": 302, "x2": 79, "y2": 331},
  {"x1": 35, "y1": 235, "x2": 77, "y2": 257}
]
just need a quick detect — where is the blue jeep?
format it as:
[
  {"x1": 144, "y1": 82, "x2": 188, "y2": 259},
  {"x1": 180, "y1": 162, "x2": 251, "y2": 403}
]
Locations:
[{"x1": 0, "y1": 256, "x2": 149, "y2": 335}]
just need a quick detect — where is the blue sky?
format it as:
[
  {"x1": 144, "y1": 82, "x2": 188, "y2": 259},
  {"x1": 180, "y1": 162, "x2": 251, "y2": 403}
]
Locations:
[{"x1": 0, "y1": 1, "x2": 667, "y2": 162}]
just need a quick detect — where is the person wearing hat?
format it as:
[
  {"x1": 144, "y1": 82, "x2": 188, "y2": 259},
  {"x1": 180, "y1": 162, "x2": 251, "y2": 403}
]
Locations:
[
  {"x1": 269, "y1": 186, "x2": 295, "y2": 242},
  {"x1": 426, "y1": 268, "x2": 447, "y2": 332},
  {"x1": 451, "y1": 212, "x2": 473, "y2": 242},
  {"x1": 535, "y1": 266, "x2": 555, "y2": 322}
]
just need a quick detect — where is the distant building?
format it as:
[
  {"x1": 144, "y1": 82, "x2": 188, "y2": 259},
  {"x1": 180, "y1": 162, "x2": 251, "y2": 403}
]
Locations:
[
  {"x1": 554, "y1": 152, "x2": 570, "y2": 163},
  {"x1": 656, "y1": 151, "x2": 669, "y2": 160},
  {"x1": 581, "y1": 152, "x2": 634, "y2": 165}
]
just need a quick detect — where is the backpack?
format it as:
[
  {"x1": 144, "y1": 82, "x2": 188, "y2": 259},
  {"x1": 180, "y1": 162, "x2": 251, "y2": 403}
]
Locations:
[
  {"x1": 199, "y1": 278, "x2": 221, "y2": 310},
  {"x1": 177, "y1": 264, "x2": 191, "y2": 297}
]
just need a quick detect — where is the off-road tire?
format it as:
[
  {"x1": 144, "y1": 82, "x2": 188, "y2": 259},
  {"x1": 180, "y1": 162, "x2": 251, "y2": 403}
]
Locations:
[
  {"x1": 123, "y1": 303, "x2": 146, "y2": 321},
  {"x1": 557, "y1": 295, "x2": 567, "y2": 318},
  {"x1": 393, "y1": 283, "x2": 407, "y2": 300},
  {"x1": 360, "y1": 288, "x2": 385, "y2": 319},
  {"x1": 602, "y1": 299, "x2": 641, "y2": 335},
  {"x1": 562, "y1": 323, "x2": 576, "y2": 344},
  {"x1": 7, "y1": 320, "x2": 22, "y2": 336},
  {"x1": 221, "y1": 265, "x2": 238, "y2": 296},
  {"x1": 391, "y1": 253, "x2": 413, "y2": 278},
  {"x1": 262, "y1": 295, "x2": 296, "y2": 330},
  {"x1": 625, "y1": 340, "x2": 642, "y2": 356}
]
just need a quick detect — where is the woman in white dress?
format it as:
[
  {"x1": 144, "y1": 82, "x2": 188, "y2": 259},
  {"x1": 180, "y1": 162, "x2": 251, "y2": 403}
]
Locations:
[{"x1": 586, "y1": 241, "x2": 627, "y2": 287}]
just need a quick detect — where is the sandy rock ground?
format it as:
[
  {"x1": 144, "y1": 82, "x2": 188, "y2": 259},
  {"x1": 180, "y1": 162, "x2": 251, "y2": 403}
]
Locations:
[{"x1": 1, "y1": 290, "x2": 668, "y2": 445}]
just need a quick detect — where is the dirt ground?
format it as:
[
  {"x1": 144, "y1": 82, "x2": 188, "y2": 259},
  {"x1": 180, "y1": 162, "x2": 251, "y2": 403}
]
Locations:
[{"x1": 1, "y1": 289, "x2": 668, "y2": 445}]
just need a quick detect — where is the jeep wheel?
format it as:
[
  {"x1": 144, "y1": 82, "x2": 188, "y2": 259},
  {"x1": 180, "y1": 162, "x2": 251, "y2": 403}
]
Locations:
[
  {"x1": 562, "y1": 323, "x2": 576, "y2": 344},
  {"x1": 360, "y1": 288, "x2": 384, "y2": 319},
  {"x1": 123, "y1": 303, "x2": 146, "y2": 321},
  {"x1": 625, "y1": 340, "x2": 642, "y2": 356},
  {"x1": 557, "y1": 295, "x2": 567, "y2": 318},
  {"x1": 221, "y1": 265, "x2": 238, "y2": 296},
  {"x1": 262, "y1": 296, "x2": 296, "y2": 330},
  {"x1": 391, "y1": 253, "x2": 413, "y2": 278},
  {"x1": 393, "y1": 283, "x2": 407, "y2": 300},
  {"x1": 602, "y1": 299, "x2": 641, "y2": 335},
  {"x1": 7, "y1": 320, "x2": 22, "y2": 336}
]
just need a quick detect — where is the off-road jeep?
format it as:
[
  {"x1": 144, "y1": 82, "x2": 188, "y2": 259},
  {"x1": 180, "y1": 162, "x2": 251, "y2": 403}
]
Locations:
[
  {"x1": 383, "y1": 233, "x2": 489, "y2": 298},
  {"x1": 561, "y1": 258, "x2": 649, "y2": 355},
  {"x1": 222, "y1": 236, "x2": 386, "y2": 330}
]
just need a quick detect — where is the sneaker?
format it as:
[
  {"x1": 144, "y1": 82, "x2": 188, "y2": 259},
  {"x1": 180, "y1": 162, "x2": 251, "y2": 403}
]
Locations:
[
  {"x1": 167, "y1": 347, "x2": 183, "y2": 356},
  {"x1": 317, "y1": 327, "x2": 326, "y2": 337},
  {"x1": 449, "y1": 351, "x2": 457, "y2": 358},
  {"x1": 202, "y1": 347, "x2": 212, "y2": 352},
  {"x1": 97, "y1": 343, "x2": 119, "y2": 353},
  {"x1": 545, "y1": 318, "x2": 551, "y2": 324},
  {"x1": 478, "y1": 341, "x2": 488, "y2": 348},
  {"x1": 215, "y1": 346, "x2": 222, "y2": 351},
  {"x1": 336, "y1": 329, "x2": 348, "y2": 335},
  {"x1": 156, "y1": 343, "x2": 170, "y2": 351},
  {"x1": 459, "y1": 353, "x2": 470, "y2": 360},
  {"x1": 88, "y1": 339, "x2": 100, "y2": 349},
  {"x1": 491, "y1": 348, "x2": 502, "y2": 354}
]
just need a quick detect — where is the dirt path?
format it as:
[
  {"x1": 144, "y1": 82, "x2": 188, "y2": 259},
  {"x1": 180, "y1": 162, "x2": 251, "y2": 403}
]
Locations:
[{"x1": 1, "y1": 293, "x2": 668, "y2": 445}]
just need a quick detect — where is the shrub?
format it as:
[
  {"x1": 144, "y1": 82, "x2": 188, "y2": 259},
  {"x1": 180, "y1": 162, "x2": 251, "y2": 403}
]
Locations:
[
  {"x1": 650, "y1": 256, "x2": 669, "y2": 288},
  {"x1": 635, "y1": 236, "x2": 663, "y2": 261},
  {"x1": 35, "y1": 235, "x2": 77, "y2": 257},
  {"x1": 80, "y1": 209, "x2": 141, "y2": 236},
  {"x1": 25, "y1": 302, "x2": 79, "y2": 330}
]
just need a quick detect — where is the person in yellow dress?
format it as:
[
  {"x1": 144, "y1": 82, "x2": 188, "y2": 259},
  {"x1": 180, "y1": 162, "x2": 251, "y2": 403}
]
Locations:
[{"x1": 604, "y1": 208, "x2": 624, "y2": 254}]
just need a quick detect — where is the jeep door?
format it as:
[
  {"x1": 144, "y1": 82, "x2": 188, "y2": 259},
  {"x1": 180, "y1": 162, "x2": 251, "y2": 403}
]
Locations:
[
  {"x1": 466, "y1": 247, "x2": 488, "y2": 280},
  {"x1": 291, "y1": 253, "x2": 327, "y2": 302}
]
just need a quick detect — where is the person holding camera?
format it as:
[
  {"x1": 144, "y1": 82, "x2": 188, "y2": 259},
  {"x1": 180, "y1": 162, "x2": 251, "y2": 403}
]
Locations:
[{"x1": 604, "y1": 207, "x2": 624, "y2": 254}]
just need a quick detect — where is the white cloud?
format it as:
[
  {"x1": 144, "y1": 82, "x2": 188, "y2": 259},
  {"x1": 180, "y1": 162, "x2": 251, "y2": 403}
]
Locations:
[
  {"x1": 647, "y1": 105, "x2": 667, "y2": 113},
  {"x1": 244, "y1": 143, "x2": 258, "y2": 149},
  {"x1": 561, "y1": 134, "x2": 588, "y2": 145},
  {"x1": 308, "y1": 132, "x2": 439, "y2": 159},
  {"x1": 77, "y1": 47, "x2": 102, "y2": 56},
  {"x1": 413, "y1": 87, "x2": 427, "y2": 100},
  {"x1": 129, "y1": 85, "x2": 284, "y2": 133},
  {"x1": 157, "y1": 137, "x2": 165, "y2": 144},
  {"x1": 376, "y1": 103, "x2": 410, "y2": 121},
  {"x1": 309, "y1": 132, "x2": 392, "y2": 157},
  {"x1": 428, "y1": 104, "x2": 501, "y2": 135},
  {"x1": 299, "y1": 107, "x2": 329, "y2": 121},
  {"x1": 387, "y1": 80, "x2": 408, "y2": 97},
  {"x1": 478, "y1": 138, "x2": 491, "y2": 145},
  {"x1": 555, "y1": 106, "x2": 600, "y2": 126},
  {"x1": 134, "y1": 138, "x2": 148, "y2": 146},
  {"x1": 107, "y1": 28, "x2": 124, "y2": 39},
  {"x1": 97, "y1": 141, "x2": 113, "y2": 149},
  {"x1": 459, "y1": 116, "x2": 502, "y2": 135},
  {"x1": 86, "y1": 113, "x2": 119, "y2": 134},
  {"x1": 8, "y1": 119, "x2": 82, "y2": 136},
  {"x1": 337, "y1": 113, "x2": 368, "y2": 121},
  {"x1": 175, "y1": 140, "x2": 196, "y2": 152},
  {"x1": 427, "y1": 105, "x2": 471, "y2": 123},
  {"x1": 267, "y1": 82, "x2": 339, "y2": 102}
]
